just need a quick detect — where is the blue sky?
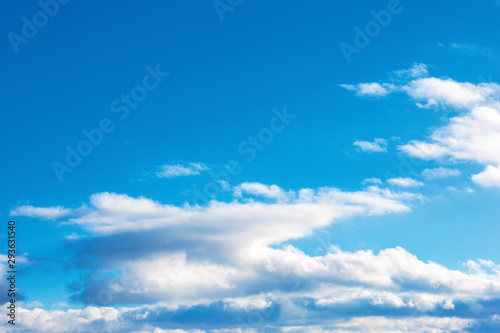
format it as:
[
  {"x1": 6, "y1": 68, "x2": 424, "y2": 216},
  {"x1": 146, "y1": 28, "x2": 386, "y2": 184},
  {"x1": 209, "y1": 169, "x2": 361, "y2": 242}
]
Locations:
[{"x1": 2, "y1": 0, "x2": 500, "y2": 332}]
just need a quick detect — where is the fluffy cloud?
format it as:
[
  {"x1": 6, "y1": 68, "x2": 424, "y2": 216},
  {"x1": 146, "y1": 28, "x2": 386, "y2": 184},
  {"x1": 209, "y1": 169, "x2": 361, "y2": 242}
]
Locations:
[
  {"x1": 353, "y1": 138, "x2": 388, "y2": 153},
  {"x1": 400, "y1": 105, "x2": 500, "y2": 165},
  {"x1": 472, "y1": 165, "x2": 500, "y2": 188},
  {"x1": 157, "y1": 163, "x2": 208, "y2": 178}
]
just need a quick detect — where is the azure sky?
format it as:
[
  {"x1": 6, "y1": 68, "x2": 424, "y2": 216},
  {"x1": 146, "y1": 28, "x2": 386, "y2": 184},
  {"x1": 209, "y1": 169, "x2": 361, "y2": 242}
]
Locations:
[{"x1": 2, "y1": 0, "x2": 500, "y2": 332}]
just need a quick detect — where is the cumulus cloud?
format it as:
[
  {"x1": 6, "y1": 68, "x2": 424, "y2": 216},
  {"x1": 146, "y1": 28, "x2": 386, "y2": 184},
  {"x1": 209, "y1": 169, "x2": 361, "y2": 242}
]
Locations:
[
  {"x1": 157, "y1": 163, "x2": 208, "y2": 178},
  {"x1": 387, "y1": 177, "x2": 424, "y2": 187},
  {"x1": 353, "y1": 138, "x2": 388, "y2": 153},
  {"x1": 422, "y1": 167, "x2": 462, "y2": 180}
]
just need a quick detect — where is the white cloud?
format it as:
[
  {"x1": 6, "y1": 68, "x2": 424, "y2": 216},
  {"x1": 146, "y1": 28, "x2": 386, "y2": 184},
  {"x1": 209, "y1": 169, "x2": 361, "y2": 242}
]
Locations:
[
  {"x1": 400, "y1": 105, "x2": 500, "y2": 165},
  {"x1": 472, "y1": 165, "x2": 500, "y2": 188},
  {"x1": 9, "y1": 205, "x2": 73, "y2": 220},
  {"x1": 353, "y1": 138, "x2": 388, "y2": 153},
  {"x1": 157, "y1": 162, "x2": 208, "y2": 178},
  {"x1": 404, "y1": 77, "x2": 498, "y2": 108},
  {"x1": 50, "y1": 184, "x2": 416, "y2": 235},
  {"x1": 422, "y1": 167, "x2": 461, "y2": 180},
  {"x1": 387, "y1": 177, "x2": 424, "y2": 187}
]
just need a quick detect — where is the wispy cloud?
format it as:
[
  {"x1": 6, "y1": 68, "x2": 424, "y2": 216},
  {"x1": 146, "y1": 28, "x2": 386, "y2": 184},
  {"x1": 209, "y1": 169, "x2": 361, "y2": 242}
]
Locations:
[
  {"x1": 10, "y1": 205, "x2": 73, "y2": 220},
  {"x1": 387, "y1": 177, "x2": 424, "y2": 187},
  {"x1": 422, "y1": 167, "x2": 461, "y2": 180},
  {"x1": 439, "y1": 42, "x2": 494, "y2": 58},
  {"x1": 354, "y1": 138, "x2": 388, "y2": 153},
  {"x1": 341, "y1": 83, "x2": 396, "y2": 97},
  {"x1": 362, "y1": 177, "x2": 382, "y2": 185},
  {"x1": 157, "y1": 162, "x2": 208, "y2": 178},
  {"x1": 233, "y1": 182, "x2": 289, "y2": 200},
  {"x1": 392, "y1": 63, "x2": 429, "y2": 79}
]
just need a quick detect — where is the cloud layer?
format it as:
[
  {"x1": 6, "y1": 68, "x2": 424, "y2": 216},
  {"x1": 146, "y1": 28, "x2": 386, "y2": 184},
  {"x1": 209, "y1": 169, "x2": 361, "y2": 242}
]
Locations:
[{"x1": 6, "y1": 183, "x2": 500, "y2": 332}]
